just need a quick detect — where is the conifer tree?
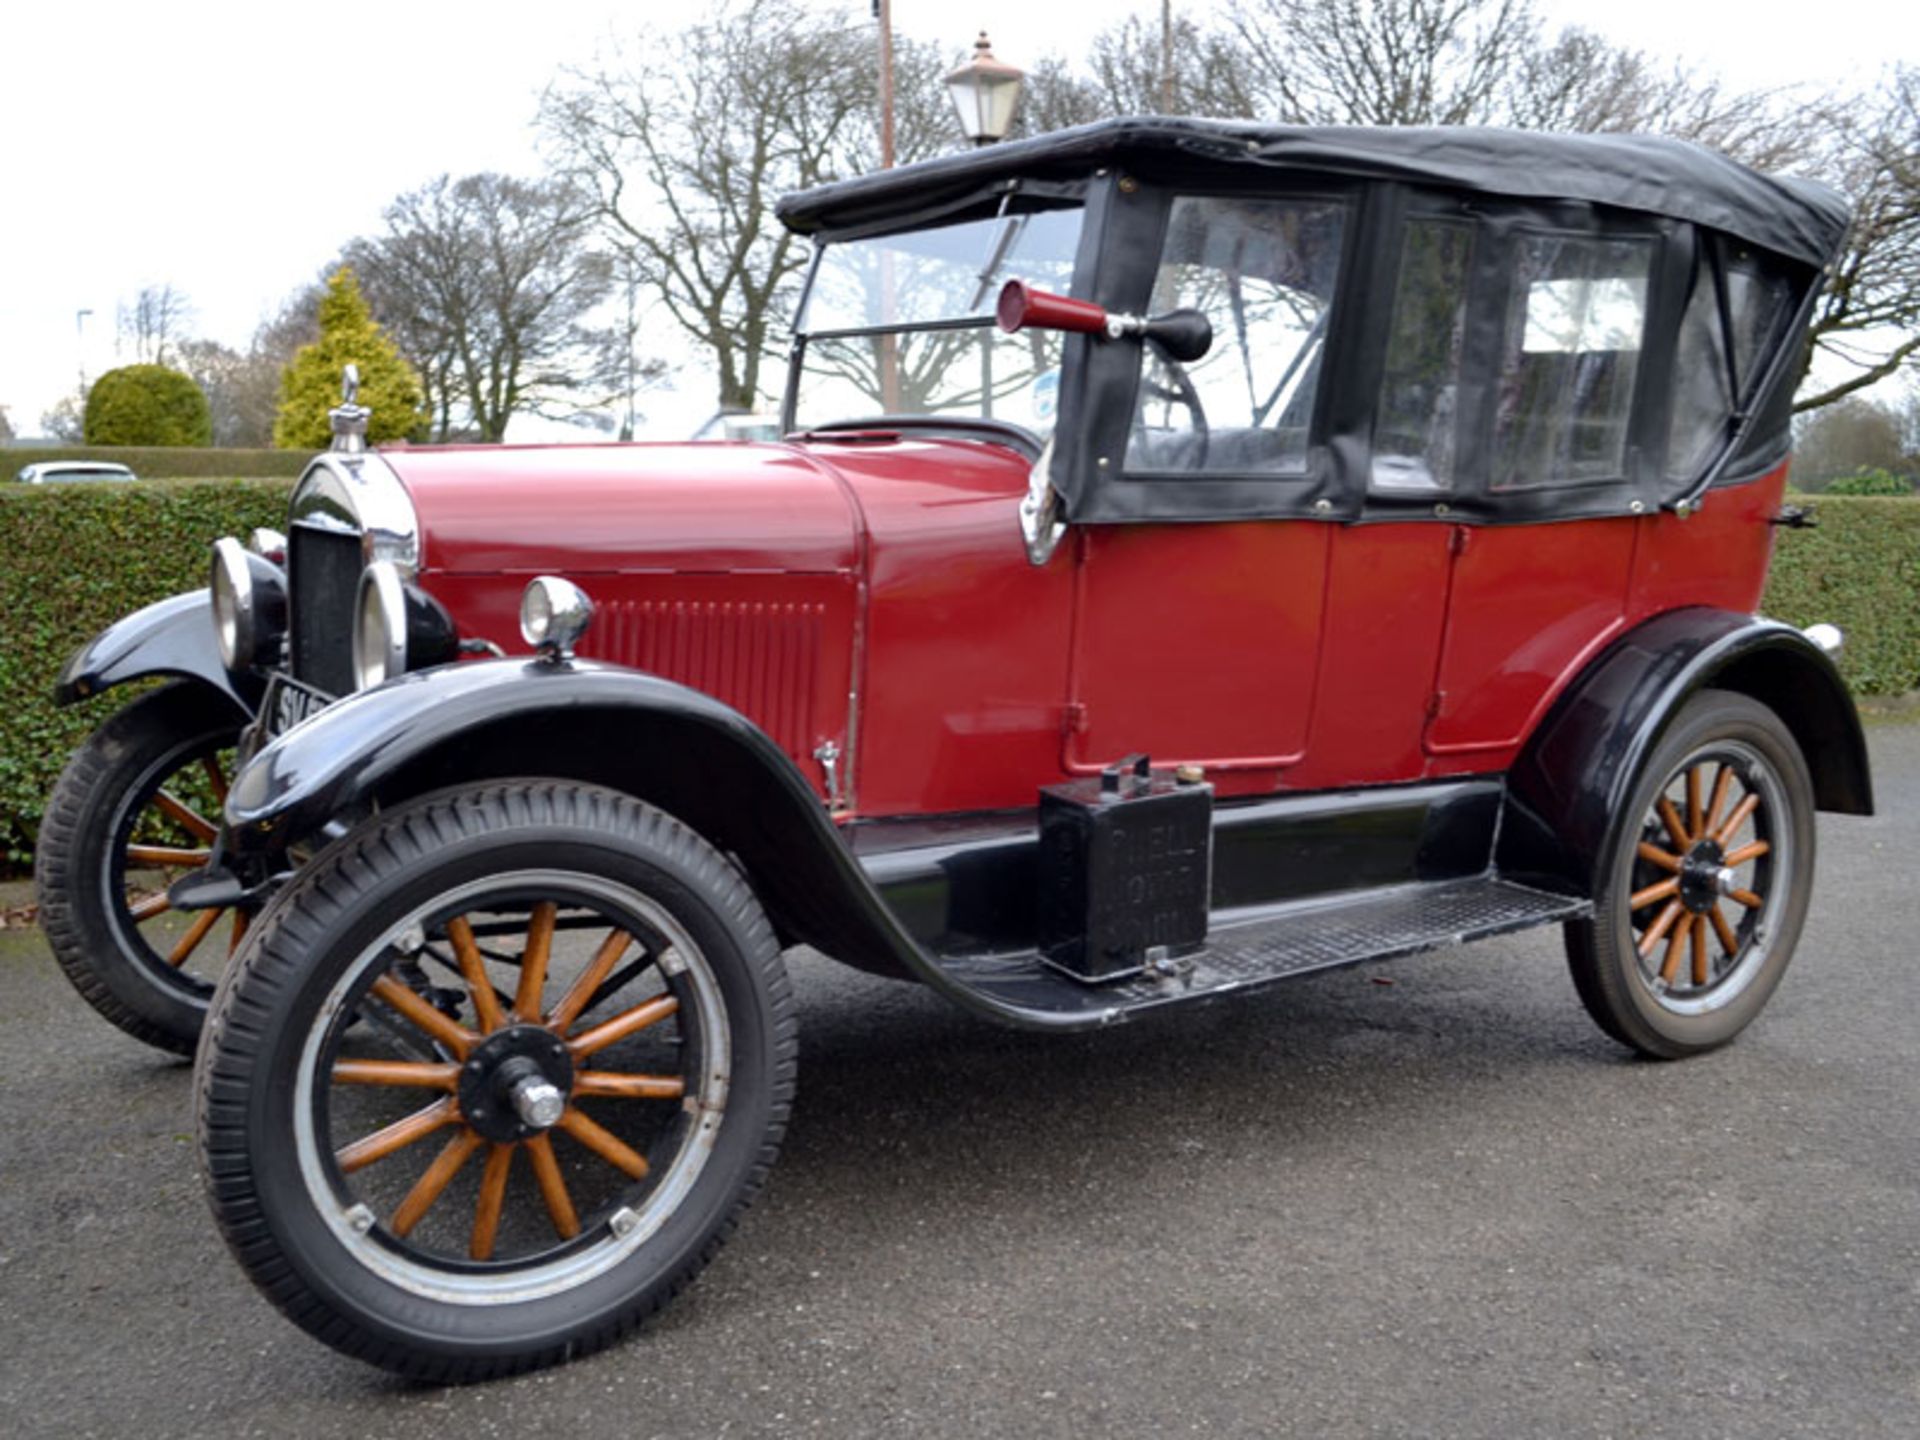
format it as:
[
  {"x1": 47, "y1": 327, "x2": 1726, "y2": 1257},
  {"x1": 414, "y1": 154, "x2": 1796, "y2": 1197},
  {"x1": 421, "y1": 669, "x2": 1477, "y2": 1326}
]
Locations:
[{"x1": 273, "y1": 267, "x2": 425, "y2": 449}]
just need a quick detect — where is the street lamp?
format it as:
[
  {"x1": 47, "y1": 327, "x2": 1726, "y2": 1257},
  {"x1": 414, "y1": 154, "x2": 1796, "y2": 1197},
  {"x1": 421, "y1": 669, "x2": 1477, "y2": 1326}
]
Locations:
[
  {"x1": 946, "y1": 32, "x2": 1025, "y2": 147},
  {"x1": 76, "y1": 308, "x2": 93, "y2": 392}
]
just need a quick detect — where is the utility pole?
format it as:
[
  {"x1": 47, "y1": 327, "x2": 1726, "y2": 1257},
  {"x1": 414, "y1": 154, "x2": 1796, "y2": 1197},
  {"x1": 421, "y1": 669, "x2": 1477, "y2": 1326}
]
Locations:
[
  {"x1": 621, "y1": 254, "x2": 638, "y2": 441},
  {"x1": 1161, "y1": 0, "x2": 1174, "y2": 113},
  {"x1": 876, "y1": 0, "x2": 895, "y2": 169}
]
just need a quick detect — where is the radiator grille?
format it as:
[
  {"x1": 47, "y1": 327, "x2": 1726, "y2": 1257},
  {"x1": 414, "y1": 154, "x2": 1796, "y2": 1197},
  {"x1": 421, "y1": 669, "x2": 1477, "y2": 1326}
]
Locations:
[
  {"x1": 585, "y1": 599, "x2": 825, "y2": 764},
  {"x1": 288, "y1": 523, "x2": 362, "y2": 697}
]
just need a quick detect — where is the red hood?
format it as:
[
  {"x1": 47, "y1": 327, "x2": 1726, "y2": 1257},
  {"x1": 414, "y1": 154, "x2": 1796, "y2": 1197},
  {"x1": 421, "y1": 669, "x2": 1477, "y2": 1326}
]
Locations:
[{"x1": 382, "y1": 441, "x2": 864, "y2": 576}]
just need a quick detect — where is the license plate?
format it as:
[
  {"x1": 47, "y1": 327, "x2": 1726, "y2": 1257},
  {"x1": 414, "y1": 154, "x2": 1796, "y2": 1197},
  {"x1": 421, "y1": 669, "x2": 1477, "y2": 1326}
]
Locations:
[{"x1": 262, "y1": 674, "x2": 332, "y2": 738}]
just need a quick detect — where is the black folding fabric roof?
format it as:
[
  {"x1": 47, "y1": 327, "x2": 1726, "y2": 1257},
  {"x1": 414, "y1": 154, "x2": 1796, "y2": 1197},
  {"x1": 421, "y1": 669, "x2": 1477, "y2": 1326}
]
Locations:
[{"x1": 778, "y1": 118, "x2": 1850, "y2": 269}]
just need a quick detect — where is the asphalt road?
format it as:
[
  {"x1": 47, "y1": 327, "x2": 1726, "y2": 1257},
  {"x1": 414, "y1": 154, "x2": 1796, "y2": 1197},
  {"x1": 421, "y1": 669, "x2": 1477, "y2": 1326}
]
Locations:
[{"x1": 3, "y1": 727, "x2": 1918, "y2": 1440}]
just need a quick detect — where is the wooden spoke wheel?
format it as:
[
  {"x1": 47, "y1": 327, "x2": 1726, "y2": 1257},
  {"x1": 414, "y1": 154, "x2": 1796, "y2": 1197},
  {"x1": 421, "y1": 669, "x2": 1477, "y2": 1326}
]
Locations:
[
  {"x1": 1565, "y1": 690, "x2": 1815, "y2": 1059},
  {"x1": 197, "y1": 781, "x2": 795, "y2": 1382},
  {"x1": 35, "y1": 682, "x2": 248, "y2": 1055}
]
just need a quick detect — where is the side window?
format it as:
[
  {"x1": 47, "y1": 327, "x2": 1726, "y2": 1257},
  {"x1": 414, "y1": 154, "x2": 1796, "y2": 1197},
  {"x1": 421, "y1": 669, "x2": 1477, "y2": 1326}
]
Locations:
[
  {"x1": 1726, "y1": 257, "x2": 1793, "y2": 390},
  {"x1": 1666, "y1": 240, "x2": 1795, "y2": 484},
  {"x1": 1667, "y1": 271, "x2": 1732, "y2": 483},
  {"x1": 1125, "y1": 196, "x2": 1346, "y2": 476},
  {"x1": 1491, "y1": 234, "x2": 1655, "y2": 490},
  {"x1": 1372, "y1": 220, "x2": 1473, "y2": 493}
]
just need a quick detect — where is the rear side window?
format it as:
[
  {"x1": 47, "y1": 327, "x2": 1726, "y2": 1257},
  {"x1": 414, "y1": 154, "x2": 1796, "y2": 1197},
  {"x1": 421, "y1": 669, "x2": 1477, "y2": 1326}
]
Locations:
[
  {"x1": 1491, "y1": 234, "x2": 1655, "y2": 490},
  {"x1": 1126, "y1": 195, "x2": 1346, "y2": 476},
  {"x1": 1666, "y1": 241, "x2": 1795, "y2": 484},
  {"x1": 1372, "y1": 220, "x2": 1473, "y2": 494}
]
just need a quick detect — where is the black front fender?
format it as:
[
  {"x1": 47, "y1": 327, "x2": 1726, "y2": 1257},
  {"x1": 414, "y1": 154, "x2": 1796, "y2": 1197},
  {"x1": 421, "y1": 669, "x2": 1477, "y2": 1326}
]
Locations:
[
  {"x1": 225, "y1": 658, "x2": 1065, "y2": 1020},
  {"x1": 1498, "y1": 607, "x2": 1873, "y2": 895},
  {"x1": 225, "y1": 658, "x2": 801, "y2": 847},
  {"x1": 55, "y1": 590, "x2": 261, "y2": 715}
]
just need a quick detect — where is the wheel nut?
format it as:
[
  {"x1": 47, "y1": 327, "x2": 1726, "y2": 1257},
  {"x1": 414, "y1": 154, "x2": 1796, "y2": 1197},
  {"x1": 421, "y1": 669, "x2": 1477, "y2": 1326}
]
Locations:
[{"x1": 509, "y1": 1075, "x2": 565, "y2": 1129}]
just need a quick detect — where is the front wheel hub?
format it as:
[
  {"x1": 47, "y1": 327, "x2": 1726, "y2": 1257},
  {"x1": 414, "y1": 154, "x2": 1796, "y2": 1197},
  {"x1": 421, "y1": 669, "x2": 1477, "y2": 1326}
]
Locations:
[
  {"x1": 1677, "y1": 840, "x2": 1727, "y2": 914},
  {"x1": 459, "y1": 1025, "x2": 575, "y2": 1143}
]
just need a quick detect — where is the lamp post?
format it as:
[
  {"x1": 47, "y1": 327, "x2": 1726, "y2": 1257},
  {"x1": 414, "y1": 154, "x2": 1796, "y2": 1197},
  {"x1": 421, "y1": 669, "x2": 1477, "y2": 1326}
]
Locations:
[
  {"x1": 945, "y1": 32, "x2": 1025, "y2": 147},
  {"x1": 76, "y1": 308, "x2": 93, "y2": 393}
]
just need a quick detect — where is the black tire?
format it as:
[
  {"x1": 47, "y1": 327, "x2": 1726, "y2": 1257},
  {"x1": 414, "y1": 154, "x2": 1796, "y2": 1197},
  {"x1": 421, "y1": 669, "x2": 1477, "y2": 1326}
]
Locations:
[
  {"x1": 196, "y1": 780, "x2": 796, "y2": 1381},
  {"x1": 34, "y1": 682, "x2": 247, "y2": 1055},
  {"x1": 1565, "y1": 689, "x2": 1816, "y2": 1059}
]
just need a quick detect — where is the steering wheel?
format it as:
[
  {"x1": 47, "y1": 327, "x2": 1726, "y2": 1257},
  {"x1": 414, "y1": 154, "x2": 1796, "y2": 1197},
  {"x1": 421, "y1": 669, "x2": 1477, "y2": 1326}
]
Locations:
[{"x1": 1138, "y1": 352, "x2": 1210, "y2": 471}]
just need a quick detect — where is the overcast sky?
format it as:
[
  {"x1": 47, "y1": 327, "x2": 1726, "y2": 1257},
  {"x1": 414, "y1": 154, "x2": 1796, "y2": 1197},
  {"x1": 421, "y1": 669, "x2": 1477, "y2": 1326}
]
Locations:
[{"x1": 1, "y1": 0, "x2": 1910, "y2": 441}]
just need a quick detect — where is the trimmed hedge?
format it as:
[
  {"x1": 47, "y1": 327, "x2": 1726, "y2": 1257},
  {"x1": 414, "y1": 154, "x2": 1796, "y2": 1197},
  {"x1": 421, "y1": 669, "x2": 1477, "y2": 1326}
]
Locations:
[
  {"x1": 0, "y1": 479, "x2": 291, "y2": 867},
  {"x1": 6, "y1": 445, "x2": 309, "y2": 480},
  {"x1": 1825, "y1": 468, "x2": 1916, "y2": 497},
  {"x1": 0, "y1": 489, "x2": 1916, "y2": 874},
  {"x1": 1763, "y1": 496, "x2": 1920, "y2": 697}
]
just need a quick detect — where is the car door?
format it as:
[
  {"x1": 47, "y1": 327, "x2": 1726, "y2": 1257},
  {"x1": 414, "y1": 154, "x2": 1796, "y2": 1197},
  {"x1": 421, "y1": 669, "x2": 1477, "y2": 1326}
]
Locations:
[{"x1": 1064, "y1": 194, "x2": 1345, "y2": 791}]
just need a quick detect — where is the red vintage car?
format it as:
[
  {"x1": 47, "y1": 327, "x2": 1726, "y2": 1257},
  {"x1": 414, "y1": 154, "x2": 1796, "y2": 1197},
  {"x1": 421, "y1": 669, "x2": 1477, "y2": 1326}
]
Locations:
[{"x1": 39, "y1": 120, "x2": 1869, "y2": 1379}]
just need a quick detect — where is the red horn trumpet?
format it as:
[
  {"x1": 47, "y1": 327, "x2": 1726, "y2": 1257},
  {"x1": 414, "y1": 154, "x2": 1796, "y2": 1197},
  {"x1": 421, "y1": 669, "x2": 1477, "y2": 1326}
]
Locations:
[
  {"x1": 995, "y1": 279, "x2": 1112, "y2": 336},
  {"x1": 996, "y1": 279, "x2": 1213, "y2": 363}
]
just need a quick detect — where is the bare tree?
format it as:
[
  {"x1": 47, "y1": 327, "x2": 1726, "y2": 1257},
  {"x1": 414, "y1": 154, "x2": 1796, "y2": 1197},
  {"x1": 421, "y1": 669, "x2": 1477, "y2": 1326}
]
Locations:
[
  {"x1": 1791, "y1": 396, "x2": 1909, "y2": 485},
  {"x1": 1226, "y1": 0, "x2": 1808, "y2": 166},
  {"x1": 1795, "y1": 66, "x2": 1920, "y2": 412},
  {"x1": 1085, "y1": 13, "x2": 1260, "y2": 119},
  {"x1": 1504, "y1": 31, "x2": 1808, "y2": 169},
  {"x1": 39, "y1": 391, "x2": 85, "y2": 442},
  {"x1": 346, "y1": 199, "x2": 465, "y2": 440},
  {"x1": 175, "y1": 338, "x2": 276, "y2": 448},
  {"x1": 1016, "y1": 54, "x2": 1111, "y2": 136},
  {"x1": 254, "y1": 281, "x2": 323, "y2": 364},
  {"x1": 1228, "y1": 0, "x2": 1535, "y2": 126},
  {"x1": 163, "y1": 283, "x2": 323, "y2": 448},
  {"x1": 540, "y1": 0, "x2": 913, "y2": 410},
  {"x1": 345, "y1": 173, "x2": 622, "y2": 442},
  {"x1": 117, "y1": 284, "x2": 193, "y2": 366},
  {"x1": 1211, "y1": 2, "x2": 1914, "y2": 408},
  {"x1": 538, "y1": 1, "x2": 1198, "y2": 410},
  {"x1": 537, "y1": 0, "x2": 1912, "y2": 416}
]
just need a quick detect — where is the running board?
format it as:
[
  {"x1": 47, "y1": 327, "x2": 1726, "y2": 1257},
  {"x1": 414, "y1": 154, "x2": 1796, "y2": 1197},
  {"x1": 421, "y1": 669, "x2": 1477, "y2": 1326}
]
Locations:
[{"x1": 925, "y1": 876, "x2": 1590, "y2": 1025}]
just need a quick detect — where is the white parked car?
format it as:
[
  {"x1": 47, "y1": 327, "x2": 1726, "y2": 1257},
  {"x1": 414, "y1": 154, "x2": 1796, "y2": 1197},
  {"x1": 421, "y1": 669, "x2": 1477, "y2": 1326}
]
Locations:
[{"x1": 15, "y1": 460, "x2": 138, "y2": 484}]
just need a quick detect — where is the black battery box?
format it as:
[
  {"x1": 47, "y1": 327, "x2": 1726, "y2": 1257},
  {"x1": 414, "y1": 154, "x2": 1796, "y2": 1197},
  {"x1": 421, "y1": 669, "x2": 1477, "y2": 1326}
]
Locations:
[{"x1": 1037, "y1": 754, "x2": 1213, "y2": 982}]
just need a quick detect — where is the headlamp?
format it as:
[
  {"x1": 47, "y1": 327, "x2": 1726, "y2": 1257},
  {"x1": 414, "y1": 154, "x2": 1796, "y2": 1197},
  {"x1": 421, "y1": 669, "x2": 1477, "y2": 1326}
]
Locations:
[{"x1": 519, "y1": 577, "x2": 593, "y2": 658}]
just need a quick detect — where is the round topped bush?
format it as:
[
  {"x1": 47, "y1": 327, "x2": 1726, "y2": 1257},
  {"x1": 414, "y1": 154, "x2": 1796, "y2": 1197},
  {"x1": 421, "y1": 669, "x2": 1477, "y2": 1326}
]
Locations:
[{"x1": 83, "y1": 365, "x2": 213, "y2": 447}]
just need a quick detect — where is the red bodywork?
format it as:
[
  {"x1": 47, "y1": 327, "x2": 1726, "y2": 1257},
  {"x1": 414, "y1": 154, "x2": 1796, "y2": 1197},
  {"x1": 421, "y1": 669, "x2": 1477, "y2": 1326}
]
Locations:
[{"x1": 384, "y1": 438, "x2": 1786, "y2": 818}]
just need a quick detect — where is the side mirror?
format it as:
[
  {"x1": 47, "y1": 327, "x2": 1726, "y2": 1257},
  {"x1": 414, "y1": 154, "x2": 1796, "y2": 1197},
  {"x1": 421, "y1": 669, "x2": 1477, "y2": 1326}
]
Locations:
[{"x1": 996, "y1": 280, "x2": 1212, "y2": 363}]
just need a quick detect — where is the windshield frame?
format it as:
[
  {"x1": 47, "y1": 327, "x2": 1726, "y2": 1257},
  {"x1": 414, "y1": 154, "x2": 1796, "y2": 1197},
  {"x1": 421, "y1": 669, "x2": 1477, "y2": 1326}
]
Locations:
[{"x1": 779, "y1": 188, "x2": 1093, "y2": 440}]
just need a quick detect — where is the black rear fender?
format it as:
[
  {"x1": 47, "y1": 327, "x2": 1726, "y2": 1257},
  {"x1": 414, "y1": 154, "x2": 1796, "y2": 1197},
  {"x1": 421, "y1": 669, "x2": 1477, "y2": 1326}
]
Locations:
[{"x1": 1498, "y1": 608, "x2": 1872, "y2": 895}]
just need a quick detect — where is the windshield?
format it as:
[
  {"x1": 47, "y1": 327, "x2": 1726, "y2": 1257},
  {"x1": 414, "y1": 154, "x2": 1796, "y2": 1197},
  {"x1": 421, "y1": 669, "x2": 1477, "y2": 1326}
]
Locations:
[{"x1": 791, "y1": 206, "x2": 1084, "y2": 438}]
